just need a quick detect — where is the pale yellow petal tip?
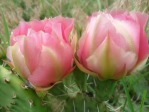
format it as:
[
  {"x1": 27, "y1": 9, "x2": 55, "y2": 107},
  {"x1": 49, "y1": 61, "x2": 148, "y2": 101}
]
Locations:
[
  {"x1": 74, "y1": 58, "x2": 98, "y2": 77},
  {"x1": 70, "y1": 31, "x2": 78, "y2": 53},
  {"x1": 3, "y1": 60, "x2": 14, "y2": 68},
  {"x1": 131, "y1": 58, "x2": 148, "y2": 73},
  {"x1": 31, "y1": 81, "x2": 62, "y2": 92}
]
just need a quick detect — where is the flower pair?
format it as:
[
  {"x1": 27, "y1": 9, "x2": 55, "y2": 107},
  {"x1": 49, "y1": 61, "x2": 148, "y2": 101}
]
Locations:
[{"x1": 7, "y1": 11, "x2": 149, "y2": 89}]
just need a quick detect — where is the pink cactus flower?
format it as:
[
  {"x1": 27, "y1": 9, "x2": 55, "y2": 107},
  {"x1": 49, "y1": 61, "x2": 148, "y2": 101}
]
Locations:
[
  {"x1": 76, "y1": 11, "x2": 149, "y2": 80},
  {"x1": 7, "y1": 17, "x2": 75, "y2": 90}
]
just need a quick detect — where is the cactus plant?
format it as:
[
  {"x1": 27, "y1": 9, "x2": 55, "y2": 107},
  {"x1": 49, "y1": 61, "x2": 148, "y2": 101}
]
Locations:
[{"x1": 0, "y1": 66, "x2": 51, "y2": 112}]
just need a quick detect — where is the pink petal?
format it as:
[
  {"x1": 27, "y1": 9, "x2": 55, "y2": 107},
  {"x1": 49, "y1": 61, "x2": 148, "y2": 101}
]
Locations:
[
  {"x1": 10, "y1": 19, "x2": 49, "y2": 45},
  {"x1": 30, "y1": 19, "x2": 48, "y2": 32},
  {"x1": 10, "y1": 22, "x2": 30, "y2": 45},
  {"x1": 74, "y1": 58, "x2": 99, "y2": 78},
  {"x1": 44, "y1": 21, "x2": 64, "y2": 43},
  {"x1": 131, "y1": 58, "x2": 148, "y2": 73},
  {"x1": 43, "y1": 21, "x2": 52, "y2": 34},
  {"x1": 45, "y1": 17, "x2": 74, "y2": 43},
  {"x1": 136, "y1": 13, "x2": 149, "y2": 64},
  {"x1": 7, "y1": 46, "x2": 14, "y2": 65},
  {"x1": 28, "y1": 46, "x2": 62, "y2": 87},
  {"x1": 51, "y1": 22, "x2": 64, "y2": 41},
  {"x1": 54, "y1": 42, "x2": 73, "y2": 75},
  {"x1": 77, "y1": 15, "x2": 108, "y2": 66},
  {"x1": 113, "y1": 65, "x2": 126, "y2": 79},
  {"x1": 11, "y1": 43, "x2": 30, "y2": 78},
  {"x1": 24, "y1": 32, "x2": 42, "y2": 73},
  {"x1": 112, "y1": 15, "x2": 140, "y2": 54},
  {"x1": 13, "y1": 21, "x2": 30, "y2": 36},
  {"x1": 86, "y1": 36, "x2": 137, "y2": 79},
  {"x1": 109, "y1": 10, "x2": 128, "y2": 19},
  {"x1": 77, "y1": 14, "x2": 126, "y2": 67},
  {"x1": 42, "y1": 35, "x2": 74, "y2": 75}
]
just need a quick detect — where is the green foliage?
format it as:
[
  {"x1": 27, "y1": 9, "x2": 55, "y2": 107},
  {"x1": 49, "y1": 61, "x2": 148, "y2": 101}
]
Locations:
[
  {"x1": 0, "y1": 63, "x2": 144, "y2": 112},
  {"x1": 0, "y1": 10, "x2": 10, "y2": 47},
  {"x1": 97, "y1": 0, "x2": 102, "y2": 10},
  {"x1": 94, "y1": 79, "x2": 117, "y2": 102},
  {"x1": 122, "y1": 78, "x2": 135, "y2": 112},
  {"x1": 1, "y1": 10, "x2": 10, "y2": 43},
  {"x1": 0, "y1": 45, "x2": 6, "y2": 59},
  {"x1": 140, "y1": 90, "x2": 147, "y2": 112},
  {"x1": 22, "y1": 11, "x2": 31, "y2": 21},
  {"x1": 44, "y1": 72, "x2": 117, "y2": 112},
  {"x1": 0, "y1": 66, "x2": 50, "y2": 112}
]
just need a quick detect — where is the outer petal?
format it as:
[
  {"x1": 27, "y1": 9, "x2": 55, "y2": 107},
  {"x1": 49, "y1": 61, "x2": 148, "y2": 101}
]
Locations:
[
  {"x1": 10, "y1": 22, "x2": 30, "y2": 45},
  {"x1": 135, "y1": 13, "x2": 149, "y2": 65},
  {"x1": 7, "y1": 46, "x2": 13, "y2": 64},
  {"x1": 11, "y1": 43, "x2": 30, "y2": 78},
  {"x1": 24, "y1": 31, "x2": 42, "y2": 73},
  {"x1": 77, "y1": 11, "x2": 148, "y2": 80},
  {"x1": 77, "y1": 14, "x2": 110, "y2": 66},
  {"x1": 42, "y1": 35, "x2": 74, "y2": 75},
  {"x1": 74, "y1": 58, "x2": 99, "y2": 78},
  {"x1": 10, "y1": 19, "x2": 49, "y2": 45},
  {"x1": 28, "y1": 46, "x2": 62, "y2": 87},
  {"x1": 77, "y1": 14, "x2": 128, "y2": 67},
  {"x1": 54, "y1": 41, "x2": 74, "y2": 75},
  {"x1": 86, "y1": 36, "x2": 137, "y2": 79},
  {"x1": 108, "y1": 10, "x2": 127, "y2": 18},
  {"x1": 112, "y1": 16, "x2": 140, "y2": 53},
  {"x1": 44, "y1": 17, "x2": 74, "y2": 43},
  {"x1": 12, "y1": 21, "x2": 30, "y2": 36},
  {"x1": 131, "y1": 13, "x2": 149, "y2": 71},
  {"x1": 70, "y1": 32, "x2": 78, "y2": 53},
  {"x1": 51, "y1": 17, "x2": 74, "y2": 43},
  {"x1": 29, "y1": 19, "x2": 48, "y2": 32}
]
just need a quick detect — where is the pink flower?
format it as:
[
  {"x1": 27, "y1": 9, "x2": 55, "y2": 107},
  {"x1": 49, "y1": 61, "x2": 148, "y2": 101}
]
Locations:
[
  {"x1": 76, "y1": 11, "x2": 149, "y2": 80},
  {"x1": 7, "y1": 17, "x2": 75, "y2": 90}
]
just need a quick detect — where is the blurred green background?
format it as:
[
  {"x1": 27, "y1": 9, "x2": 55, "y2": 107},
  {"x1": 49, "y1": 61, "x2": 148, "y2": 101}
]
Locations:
[{"x1": 0, "y1": 0, "x2": 149, "y2": 35}]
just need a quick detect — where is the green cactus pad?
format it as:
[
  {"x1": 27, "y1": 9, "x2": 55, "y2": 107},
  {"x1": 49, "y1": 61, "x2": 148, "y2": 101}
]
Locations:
[{"x1": 0, "y1": 66, "x2": 50, "y2": 112}]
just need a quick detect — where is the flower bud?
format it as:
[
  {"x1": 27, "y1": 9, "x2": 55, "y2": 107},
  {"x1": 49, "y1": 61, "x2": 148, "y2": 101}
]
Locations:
[
  {"x1": 77, "y1": 11, "x2": 149, "y2": 80},
  {"x1": 7, "y1": 17, "x2": 75, "y2": 90}
]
